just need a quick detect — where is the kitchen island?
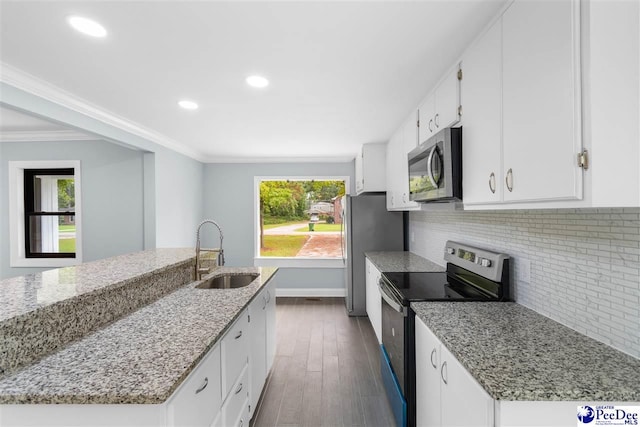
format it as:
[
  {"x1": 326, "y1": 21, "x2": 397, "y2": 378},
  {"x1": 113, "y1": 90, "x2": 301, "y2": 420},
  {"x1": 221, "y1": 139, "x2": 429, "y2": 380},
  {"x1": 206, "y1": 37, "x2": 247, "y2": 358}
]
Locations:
[{"x1": 0, "y1": 249, "x2": 278, "y2": 427}]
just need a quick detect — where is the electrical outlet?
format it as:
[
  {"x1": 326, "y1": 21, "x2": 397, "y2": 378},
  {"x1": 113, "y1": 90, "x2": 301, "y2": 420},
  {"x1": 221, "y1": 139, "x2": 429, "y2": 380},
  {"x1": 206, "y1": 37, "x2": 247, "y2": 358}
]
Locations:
[{"x1": 518, "y1": 258, "x2": 531, "y2": 283}]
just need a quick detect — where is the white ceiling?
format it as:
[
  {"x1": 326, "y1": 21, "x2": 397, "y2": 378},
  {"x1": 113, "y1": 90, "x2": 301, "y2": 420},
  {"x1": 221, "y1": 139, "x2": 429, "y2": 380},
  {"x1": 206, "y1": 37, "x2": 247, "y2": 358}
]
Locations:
[{"x1": 0, "y1": 1, "x2": 507, "y2": 162}]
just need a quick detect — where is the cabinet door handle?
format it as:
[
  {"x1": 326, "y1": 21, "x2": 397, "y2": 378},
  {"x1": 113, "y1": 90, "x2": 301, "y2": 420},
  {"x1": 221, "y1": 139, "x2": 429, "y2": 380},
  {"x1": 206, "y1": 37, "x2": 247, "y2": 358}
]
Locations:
[
  {"x1": 240, "y1": 420, "x2": 243, "y2": 427},
  {"x1": 506, "y1": 168, "x2": 514, "y2": 192},
  {"x1": 440, "y1": 361, "x2": 448, "y2": 385},
  {"x1": 434, "y1": 113, "x2": 439, "y2": 128},
  {"x1": 235, "y1": 382, "x2": 244, "y2": 394},
  {"x1": 428, "y1": 119, "x2": 434, "y2": 132},
  {"x1": 402, "y1": 193, "x2": 407, "y2": 203},
  {"x1": 195, "y1": 377, "x2": 208, "y2": 394},
  {"x1": 489, "y1": 172, "x2": 496, "y2": 194},
  {"x1": 235, "y1": 330, "x2": 243, "y2": 339},
  {"x1": 262, "y1": 295, "x2": 267, "y2": 310},
  {"x1": 266, "y1": 290, "x2": 271, "y2": 303},
  {"x1": 430, "y1": 348, "x2": 437, "y2": 369}
]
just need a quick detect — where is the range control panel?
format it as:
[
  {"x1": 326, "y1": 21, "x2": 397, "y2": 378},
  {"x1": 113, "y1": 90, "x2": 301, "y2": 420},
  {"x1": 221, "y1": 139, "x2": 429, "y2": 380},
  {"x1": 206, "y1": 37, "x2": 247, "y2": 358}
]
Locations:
[{"x1": 444, "y1": 241, "x2": 510, "y2": 282}]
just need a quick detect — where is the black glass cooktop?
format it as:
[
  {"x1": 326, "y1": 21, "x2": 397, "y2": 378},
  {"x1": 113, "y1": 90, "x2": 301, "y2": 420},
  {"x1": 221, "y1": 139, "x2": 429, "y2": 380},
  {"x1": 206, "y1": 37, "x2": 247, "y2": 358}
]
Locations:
[{"x1": 381, "y1": 271, "x2": 498, "y2": 303}]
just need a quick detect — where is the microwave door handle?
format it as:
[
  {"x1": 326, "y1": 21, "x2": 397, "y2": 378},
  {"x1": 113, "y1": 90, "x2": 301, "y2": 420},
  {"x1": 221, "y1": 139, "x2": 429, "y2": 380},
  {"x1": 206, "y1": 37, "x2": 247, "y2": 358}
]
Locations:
[{"x1": 426, "y1": 146, "x2": 438, "y2": 188}]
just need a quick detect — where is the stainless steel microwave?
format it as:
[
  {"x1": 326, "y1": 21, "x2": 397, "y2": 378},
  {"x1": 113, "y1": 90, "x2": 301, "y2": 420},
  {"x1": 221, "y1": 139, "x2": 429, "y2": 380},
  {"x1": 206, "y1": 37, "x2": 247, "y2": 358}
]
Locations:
[{"x1": 408, "y1": 127, "x2": 462, "y2": 202}]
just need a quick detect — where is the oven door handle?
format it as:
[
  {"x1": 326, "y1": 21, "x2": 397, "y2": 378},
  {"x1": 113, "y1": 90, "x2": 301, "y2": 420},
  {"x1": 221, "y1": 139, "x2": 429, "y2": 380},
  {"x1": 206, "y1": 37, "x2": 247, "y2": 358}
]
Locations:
[{"x1": 378, "y1": 281, "x2": 407, "y2": 317}]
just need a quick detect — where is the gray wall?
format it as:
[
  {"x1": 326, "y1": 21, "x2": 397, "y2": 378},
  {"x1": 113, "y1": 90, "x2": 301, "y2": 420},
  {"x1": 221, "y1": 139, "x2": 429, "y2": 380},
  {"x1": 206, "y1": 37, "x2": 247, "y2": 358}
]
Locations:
[
  {"x1": 0, "y1": 140, "x2": 145, "y2": 278},
  {"x1": 1, "y1": 83, "x2": 204, "y2": 253},
  {"x1": 203, "y1": 162, "x2": 354, "y2": 291},
  {"x1": 409, "y1": 208, "x2": 640, "y2": 358}
]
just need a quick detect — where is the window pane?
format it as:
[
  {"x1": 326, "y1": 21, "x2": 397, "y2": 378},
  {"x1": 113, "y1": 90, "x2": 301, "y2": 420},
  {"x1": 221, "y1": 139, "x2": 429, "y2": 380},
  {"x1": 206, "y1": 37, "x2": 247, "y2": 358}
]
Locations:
[
  {"x1": 28, "y1": 215, "x2": 76, "y2": 254},
  {"x1": 259, "y1": 180, "x2": 345, "y2": 258}
]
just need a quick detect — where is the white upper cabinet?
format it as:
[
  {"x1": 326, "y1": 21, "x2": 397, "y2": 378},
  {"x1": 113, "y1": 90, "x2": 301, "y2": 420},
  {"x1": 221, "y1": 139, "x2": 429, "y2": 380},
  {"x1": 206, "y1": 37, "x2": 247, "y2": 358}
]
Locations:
[
  {"x1": 386, "y1": 112, "x2": 420, "y2": 211},
  {"x1": 418, "y1": 65, "x2": 461, "y2": 144},
  {"x1": 461, "y1": 19, "x2": 503, "y2": 205},
  {"x1": 501, "y1": 0, "x2": 582, "y2": 202},
  {"x1": 355, "y1": 143, "x2": 387, "y2": 194}
]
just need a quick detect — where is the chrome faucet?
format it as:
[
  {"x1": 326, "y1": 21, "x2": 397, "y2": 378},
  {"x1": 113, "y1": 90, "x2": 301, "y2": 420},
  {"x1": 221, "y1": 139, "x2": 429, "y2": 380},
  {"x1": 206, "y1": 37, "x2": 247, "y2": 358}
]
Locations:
[{"x1": 195, "y1": 219, "x2": 225, "y2": 280}]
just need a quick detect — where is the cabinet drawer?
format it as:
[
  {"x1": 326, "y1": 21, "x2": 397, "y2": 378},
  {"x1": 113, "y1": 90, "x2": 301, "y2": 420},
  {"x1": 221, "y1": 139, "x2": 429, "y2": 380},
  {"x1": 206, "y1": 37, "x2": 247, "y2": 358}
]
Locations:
[
  {"x1": 223, "y1": 364, "x2": 249, "y2": 427},
  {"x1": 166, "y1": 343, "x2": 221, "y2": 427},
  {"x1": 222, "y1": 310, "x2": 249, "y2": 397}
]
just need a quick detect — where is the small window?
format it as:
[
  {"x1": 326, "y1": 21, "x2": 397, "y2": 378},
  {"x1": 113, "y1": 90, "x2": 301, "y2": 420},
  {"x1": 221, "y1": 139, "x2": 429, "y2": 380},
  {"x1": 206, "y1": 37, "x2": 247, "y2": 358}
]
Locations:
[
  {"x1": 9, "y1": 160, "x2": 82, "y2": 268},
  {"x1": 23, "y1": 168, "x2": 76, "y2": 258}
]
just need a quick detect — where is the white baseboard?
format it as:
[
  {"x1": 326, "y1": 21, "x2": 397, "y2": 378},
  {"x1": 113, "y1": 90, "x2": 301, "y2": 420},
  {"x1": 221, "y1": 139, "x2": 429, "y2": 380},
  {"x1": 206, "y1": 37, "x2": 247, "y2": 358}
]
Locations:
[{"x1": 275, "y1": 288, "x2": 346, "y2": 297}]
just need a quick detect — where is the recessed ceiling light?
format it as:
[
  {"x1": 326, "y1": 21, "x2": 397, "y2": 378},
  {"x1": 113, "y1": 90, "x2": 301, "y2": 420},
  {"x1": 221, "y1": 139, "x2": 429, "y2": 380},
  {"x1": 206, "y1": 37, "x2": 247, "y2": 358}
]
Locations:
[
  {"x1": 178, "y1": 100, "x2": 199, "y2": 110},
  {"x1": 67, "y1": 15, "x2": 107, "y2": 38},
  {"x1": 246, "y1": 75, "x2": 269, "y2": 88}
]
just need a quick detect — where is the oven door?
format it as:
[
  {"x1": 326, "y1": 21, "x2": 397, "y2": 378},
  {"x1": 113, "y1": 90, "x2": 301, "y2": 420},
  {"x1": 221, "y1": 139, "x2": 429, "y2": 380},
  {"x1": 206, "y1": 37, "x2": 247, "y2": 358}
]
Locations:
[{"x1": 379, "y1": 277, "x2": 408, "y2": 427}]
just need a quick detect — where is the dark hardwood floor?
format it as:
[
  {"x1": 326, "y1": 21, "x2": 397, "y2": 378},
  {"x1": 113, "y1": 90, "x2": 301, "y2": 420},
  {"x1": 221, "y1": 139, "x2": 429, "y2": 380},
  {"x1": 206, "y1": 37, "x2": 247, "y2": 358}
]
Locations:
[{"x1": 252, "y1": 297, "x2": 395, "y2": 427}]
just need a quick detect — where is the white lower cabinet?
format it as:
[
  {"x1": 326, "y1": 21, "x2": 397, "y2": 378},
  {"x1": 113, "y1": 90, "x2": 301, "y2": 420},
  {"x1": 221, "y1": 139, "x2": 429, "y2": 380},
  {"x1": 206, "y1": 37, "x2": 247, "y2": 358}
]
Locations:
[
  {"x1": 415, "y1": 316, "x2": 493, "y2": 427},
  {"x1": 248, "y1": 280, "x2": 275, "y2": 418},
  {"x1": 365, "y1": 258, "x2": 382, "y2": 343},
  {"x1": 265, "y1": 281, "x2": 276, "y2": 373},
  {"x1": 166, "y1": 343, "x2": 222, "y2": 427},
  {"x1": 221, "y1": 365, "x2": 249, "y2": 427}
]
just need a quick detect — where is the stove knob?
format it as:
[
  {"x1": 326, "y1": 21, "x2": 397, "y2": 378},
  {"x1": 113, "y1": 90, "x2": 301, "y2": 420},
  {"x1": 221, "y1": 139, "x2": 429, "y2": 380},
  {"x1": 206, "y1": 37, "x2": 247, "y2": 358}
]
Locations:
[
  {"x1": 480, "y1": 258, "x2": 492, "y2": 267},
  {"x1": 446, "y1": 247, "x2": 455, "y2": 255}
]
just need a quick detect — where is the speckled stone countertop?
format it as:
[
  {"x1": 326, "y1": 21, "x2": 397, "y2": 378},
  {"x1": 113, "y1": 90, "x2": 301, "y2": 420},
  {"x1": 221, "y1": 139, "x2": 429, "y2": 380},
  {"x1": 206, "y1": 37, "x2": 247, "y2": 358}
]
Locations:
[
  {"x1": 365, "y1": 251, "x2": 444, "y2": 273},
  {"x1": 0, "y1": 248, "x2": 195, "y2": 321},
  {"x1": 412, "y1": 302, "x2": 640, "y2": 402},
  {"x1": 0, "y1": 266, "x2": 277, "y2": 404}
]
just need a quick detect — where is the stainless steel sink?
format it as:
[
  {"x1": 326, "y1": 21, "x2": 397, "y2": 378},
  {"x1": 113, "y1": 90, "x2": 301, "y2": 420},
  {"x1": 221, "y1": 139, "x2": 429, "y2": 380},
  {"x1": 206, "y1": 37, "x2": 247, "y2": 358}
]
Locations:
[{"x1": 195, "y1": 273, "x2": 259, "y2": 289}]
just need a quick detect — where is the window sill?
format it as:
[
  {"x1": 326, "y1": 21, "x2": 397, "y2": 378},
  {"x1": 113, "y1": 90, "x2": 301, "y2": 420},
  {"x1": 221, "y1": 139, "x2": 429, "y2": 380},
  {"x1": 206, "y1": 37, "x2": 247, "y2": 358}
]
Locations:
[
  {"x1": 10, "y1": 257, "x2": 82, "y2": 268},
  {"x1": 254, "y1": 257, "x2": 345, "y2": 268}
]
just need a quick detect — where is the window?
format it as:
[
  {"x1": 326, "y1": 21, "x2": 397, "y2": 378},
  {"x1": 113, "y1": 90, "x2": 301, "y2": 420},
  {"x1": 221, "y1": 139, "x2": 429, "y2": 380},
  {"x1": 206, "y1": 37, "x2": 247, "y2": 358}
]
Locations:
[
  {"x1": 23, "y1": 168, "x2": 76, "y2": 258},
  {"x1": 254, "y1": 177, "x2": 348, "y2": 268},
  {"x1": 9, "y1": 161, "x2": 82, "y2": 268}
]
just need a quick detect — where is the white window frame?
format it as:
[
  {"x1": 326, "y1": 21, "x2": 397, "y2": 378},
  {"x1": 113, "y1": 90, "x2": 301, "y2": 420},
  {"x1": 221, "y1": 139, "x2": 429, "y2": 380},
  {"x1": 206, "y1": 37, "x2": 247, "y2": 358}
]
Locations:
[
  {"x1": 253, "y1": 176, "x2": 350, "y2": 268},
  {"x1": 8, "y1": 160, "x2": 83, "y2": 268}
]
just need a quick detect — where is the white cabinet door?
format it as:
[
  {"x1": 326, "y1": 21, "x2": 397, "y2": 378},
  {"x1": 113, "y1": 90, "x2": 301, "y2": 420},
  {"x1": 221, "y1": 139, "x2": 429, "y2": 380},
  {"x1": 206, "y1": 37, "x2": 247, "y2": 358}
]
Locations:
[
  {"x1": 419, "y1": 67, "x2": 461, "y2": 145},
  {"x1": 461, "y1": 19, "x2": 503, "y2": 205},
  {"x1": 222, "y1": 310, "x2": 249, "y2": 398},
  {"x1": 365, "y1": 258, "x2": 382, "y2": 343},
  {"x1": 385, "y1": 128, "x2": 403, "y2": 210},
  {"x1": 355, "y1": 143, "x2": 387, "y2": 194},
  {"x1": 435, "y1": 66, "x2": 461, "y2": 132},
  {"x1": 502, "y1": 0, "x2": 582, "y2": 202},
  {"x1": 415, "y1": 317, "x2": 441, "y2": 427},
  {"x1": 265, "y1": 281, "x2": 277, "y2": 373},
  {"x1": 440, "y1": 344, "x2": 494, "y2": 427},
  {"x1": 418, "y1": 95, "x2": 436, "y2": 144},
  {"x1": 400, "y1": 114, "x2": 420, "y2": 209},
  {"x1": 167, "y1": 344, "x2": 222, "y2": 427},
  {"x1": 248, "y1": 289, "x2": 267, "y2": 418}
]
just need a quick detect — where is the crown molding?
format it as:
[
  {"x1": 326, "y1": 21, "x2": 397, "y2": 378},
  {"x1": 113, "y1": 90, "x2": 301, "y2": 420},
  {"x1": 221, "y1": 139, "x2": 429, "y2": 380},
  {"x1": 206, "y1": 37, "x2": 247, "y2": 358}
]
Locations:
[
  {"x1": 0, "y1": 129, "x2": 99, "y2": 142},
  {"x1": 0, "y1": 62, "x2": 207, "y2": 162},
  {"x1": 203, "y1": 155, "x2": 356, "y2": 164}
]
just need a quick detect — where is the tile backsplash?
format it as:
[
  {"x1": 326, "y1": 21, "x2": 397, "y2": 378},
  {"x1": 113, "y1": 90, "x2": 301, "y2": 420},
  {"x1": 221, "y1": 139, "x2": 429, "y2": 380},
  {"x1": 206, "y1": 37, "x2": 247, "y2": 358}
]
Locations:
[{"x1": 409, "y1": 208, "x2": 640, "y2": 359}]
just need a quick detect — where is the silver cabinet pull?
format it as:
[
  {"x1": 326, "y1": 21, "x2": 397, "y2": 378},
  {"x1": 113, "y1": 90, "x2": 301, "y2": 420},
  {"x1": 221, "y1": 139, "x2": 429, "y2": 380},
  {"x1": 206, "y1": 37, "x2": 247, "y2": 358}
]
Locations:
[
  {"x1": 430, "y1": 348, "x2": 437, "y2": 369},
  {"x1": 428, "y1": 119, "x2": 434, "y2": 132},
  {"x1": 434, "y1": 113, "x2": 439, "y2": 128},
  {"x1": 235, "y1": 382, "x2": 243, "y2": 394},
  {"x1": 262, "y1": 295, "x2": 267, "y2": 310},
  {"x1": 489, "y1": 172, "x2": 496, "y2": 194},
  {"x1": 266, "y1": 290, "x2": 271, "y2": 303},
  {"x1": 195, "y1": 377, "x2": 208, "y2": 394},
  {"x1": 235, "y1": 330, "x2": 243, "y2": 339},
  {"x1": 440, "y1": 361, "x2": 448, "y2": 385},
  {"x1": 506, "y1": 168, "x2": 514, "y2": 192}
]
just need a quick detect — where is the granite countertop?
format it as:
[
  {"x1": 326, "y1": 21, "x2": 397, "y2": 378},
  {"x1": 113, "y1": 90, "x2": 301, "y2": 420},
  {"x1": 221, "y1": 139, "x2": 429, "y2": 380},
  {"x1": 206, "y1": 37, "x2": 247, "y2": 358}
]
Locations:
[
  {"x1": 365, "y1": 251, "x2": 444, "y2": 273},
  {"x1": 0, "y1": 266, "x2": 278, "y2": 405},
  {"x1": 412, "y1": 301, "x2": 640, "y2": 402},
  {"x1": 0, "y1": 248, "x2": 195, "y2": 322}
]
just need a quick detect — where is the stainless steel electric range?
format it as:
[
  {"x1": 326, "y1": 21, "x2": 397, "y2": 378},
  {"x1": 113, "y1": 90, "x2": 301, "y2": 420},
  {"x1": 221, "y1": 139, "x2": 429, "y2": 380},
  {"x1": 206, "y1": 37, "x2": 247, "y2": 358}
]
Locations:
[{"x1": 378, "y1": 241, "x2": 511, "y2": 427}]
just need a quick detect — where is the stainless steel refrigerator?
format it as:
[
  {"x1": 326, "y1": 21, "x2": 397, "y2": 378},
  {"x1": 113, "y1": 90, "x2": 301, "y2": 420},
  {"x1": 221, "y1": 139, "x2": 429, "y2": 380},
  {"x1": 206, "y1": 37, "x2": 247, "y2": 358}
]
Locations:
[{"x1": 340, "y1": 194, "x2": 404, "y2": 316}]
